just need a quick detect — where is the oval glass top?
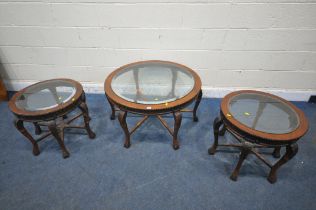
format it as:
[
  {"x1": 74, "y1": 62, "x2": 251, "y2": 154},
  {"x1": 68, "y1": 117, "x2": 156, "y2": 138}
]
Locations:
[
  {"x1": 15, "y1": 80, "x2": 77, "y2": 112},
  {"x1": 228, "y1": 93, "x2": 299, "y2": 134},
  {"x1": 111, "y1": 62, "x2": 195, "y2": 104}
]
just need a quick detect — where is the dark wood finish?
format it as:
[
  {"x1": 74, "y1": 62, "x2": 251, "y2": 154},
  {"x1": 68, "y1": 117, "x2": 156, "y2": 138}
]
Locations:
[
  {"x1": 33, "y1": 122, "x2": 42, "y2": 135},
  {"x1": 105, "y1": 60, "x2": 202, "y2": 149},
  {"x1": 208, "y1": 90, "x2": 309, "y2": 183},
  {"x1": 78, "y1": 92, "x2": 96, "y2": 139},
  {"x1": 220, "y1": 90, "x2": 308, "y2": 143},
  {"x1": 172, "y1": 111, "x2": 182, "y2": 150},
  {"x1": 105, "y1": 60, "x2": 202, "y2": 115},
  {"x1": 0, "y1": 77, "x2": 8, "y2": 101},
  {"x1": 48, "y1": 120, "x2": 70, "y2": 158},
  {"x1": 9, "y1": 79, "x2": 83, "y2": 121},
  {"x1": 9, "y1": 78, "x2": 96, "y2": 158},
  {"x1": 15, "y1": 119, "x2": 40, "y2": 156},
  {"x1": 118, "y1": 111, "x2": 130, "y2": 148},
  {"x1": 193, "y1": 90, "x2": 203, "y2": 122}
]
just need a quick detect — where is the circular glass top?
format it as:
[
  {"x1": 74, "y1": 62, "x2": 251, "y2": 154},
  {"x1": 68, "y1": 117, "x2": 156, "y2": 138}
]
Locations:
[
  {"x1": 15, "y1": 80, "x2": 77, "y2": 112},
  {"x1": 111, "y1": 62, "x2": 195, "y2": 104},
  {"x1": 228, "y1": 93, "x2": 299, "y2": 134}
]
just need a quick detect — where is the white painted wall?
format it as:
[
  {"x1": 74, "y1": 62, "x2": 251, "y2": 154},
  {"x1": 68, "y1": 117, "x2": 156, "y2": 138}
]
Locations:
[{"x1": 0, "y1": 0, "x2": 316, "y2": 99}]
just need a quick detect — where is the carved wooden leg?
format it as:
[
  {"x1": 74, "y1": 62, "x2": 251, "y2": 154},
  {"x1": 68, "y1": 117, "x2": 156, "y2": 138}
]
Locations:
[
  {"x1": 230, "y1": 147, "x2": 251, "y2": 181},
  {"x1": 78, "y1": 102, "x2": 96, "y2": 139},
  {"x1": 48, "y1": 121, "x2": 70, "y2": 159},
  {"x1": 172, "y1": 111, "x2": 182, "y2": 150},
  {"x1": 272, "y1": 146, "x2": 281, "y2": 158},
  {"x1": 118, "y1": 111, "x2": 130, "y2": 148},
  {"x1": 15, "y1": 119, "x2": 40, "y2": 156},
  {"x1": 33, "y1": 122, "x2": 42, "y2": 135},
  {"x1": 106, "y1": 96, "x2": 116, "y2": 120},
  {"x1": 193, "y1": 90, "x2": 203, "y2": 122},
  {"x1": 208, "y1": 117, "x2": 223, "y2": 155},
  {"x1": 219, "y1": 125, "x2": 226, "y2": 136},
  {"x1": 267, "y1": 143, "x2": 298, "y2": 184}
]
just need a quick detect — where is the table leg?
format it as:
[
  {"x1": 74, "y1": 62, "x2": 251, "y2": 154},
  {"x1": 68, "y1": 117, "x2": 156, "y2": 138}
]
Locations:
[
  {"x1": 193, "y1": 90, "x2": 203, "y2": 122},
  {"x1": 118, "y1": 111, "x2": 130, "y2": 148},
  {"x1": 48, "y1": 120, "x2": 70, "y2": 159},
  {"x1": 172, "y1": 111, "x2": 182, "y2": 150},
  {"x1": 208, "y1": 116, "x2": 223, "y2": 155},
  {"x1": 78, "y1": 94, "x2": 96, "y2": 139},
  {"x1": 15, "y1": 119, "x2": 40, "y2": 156},
  {"x1": 33, "y1": 122, "x2": 42, "y2": 135},
  {"x1": 106, "y1": 95, "x2": 116, "y2": 120},
  {"x1": 219, "y1": 125, "x2": 226, "y2": 136},
  {"x1": 267, "y1": 143, "x2": 298, "y2": 184},
  {"x1": 272, "y1": 146, "x2": 281, "y2": 158},
  {"x1": 230, "y1": 147, "x2": 251, "y2": 181}
]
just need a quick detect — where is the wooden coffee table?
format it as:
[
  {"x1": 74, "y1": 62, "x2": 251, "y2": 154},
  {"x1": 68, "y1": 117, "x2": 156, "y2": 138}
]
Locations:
[
  {"x1": 9, "y1": 79, "x2": 96, "y2": 158},
  {"x1": 104, "y1": 60, "x2": 202, "y2": 150},
  {"x1": 208, "y1": 90, "x2": 309, "y2": 183}
]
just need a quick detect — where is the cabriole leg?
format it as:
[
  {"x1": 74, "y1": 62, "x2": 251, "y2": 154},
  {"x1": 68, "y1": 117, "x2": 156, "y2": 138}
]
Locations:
[
  {"x1": 118, "y1": 111, "x2": 130, "y2": 148},
  {"x1": 230, "y1": 147, "x2": 251, "y2": 181},
  {"x1": 33, "y1": 122, "x2": 42, "y2": 135},
  {"x1": 267, "y1": 143, "x2": 298, "y2": 184},
  {"x1": 48, "y1": 121, "x2": 70, "y2": 159},
  {"x1": 106, "y1": 96, "x2": 116, "y2": 120},
  {"x1": 272, "y1": 146, "x2": 281, "y2": 158},
  {"x1": 193, "y1": 90, "x2": 203, "y2": 122},
  {"x1": 208, "y1": 117, "x2": 223, "y2": 155},
  {"x1": 78, "y1": 99, "x2": 96, "y2": 139},
  {"x1": 15, "y1": 119, "x2": 40, "y2": 156},
  {"x1": 172, "y1": 111, "x2": 182, "y2": 150},
  {"x1": 219, "y1": 125, "x2": 226, "y2": 136}
]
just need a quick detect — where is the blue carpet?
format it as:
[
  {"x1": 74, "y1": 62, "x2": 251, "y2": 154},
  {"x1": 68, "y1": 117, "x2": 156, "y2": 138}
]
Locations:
[{"x1": 0, "y1": 94, "x2": 315, "y2": 210}]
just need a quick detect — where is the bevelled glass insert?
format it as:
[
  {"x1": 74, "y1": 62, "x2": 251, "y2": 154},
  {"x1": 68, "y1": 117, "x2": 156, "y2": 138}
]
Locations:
[
  {"x1": 15, "y1": 80, "x2": 76, "y2": 111},
  {"x1": 228, "y1": 93, "x2": 299, "y2": 134},
  {"x1": 111, "y1": 62, "x2": 195, "y2": 104}
]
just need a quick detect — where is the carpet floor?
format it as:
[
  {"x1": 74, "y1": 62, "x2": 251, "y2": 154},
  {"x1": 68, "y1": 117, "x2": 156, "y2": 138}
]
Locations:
[{"x1": 0, "y1": 94, "x2": 315, "y2": 210}]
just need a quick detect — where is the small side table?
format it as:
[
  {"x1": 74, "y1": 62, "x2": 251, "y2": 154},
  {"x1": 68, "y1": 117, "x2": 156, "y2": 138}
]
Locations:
[
  {"x1": 104, "y1": 60, "x2": 202, "y2": 150},
  {"x1": 9, "y1": 79, "x2": 96, "y2": 158},
  {"x1": 208, "y1": 90, "x2": 309, "y2": 183}
]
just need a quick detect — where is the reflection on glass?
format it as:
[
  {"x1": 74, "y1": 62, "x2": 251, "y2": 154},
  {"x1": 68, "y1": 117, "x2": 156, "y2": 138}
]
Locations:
[
  {"x1": 15, "y1": 80, "x2": 76, "y2": 111},
  {"x1": 111, "y1": 62, "x2": 195, "y2": 104},
  {"x1": 228, "y1": 93, "x2": 299, "y2": 134}
]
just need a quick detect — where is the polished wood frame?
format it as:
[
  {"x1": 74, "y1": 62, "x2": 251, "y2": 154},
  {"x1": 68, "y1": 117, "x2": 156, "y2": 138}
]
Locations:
[
  {"x1": 0, "y1": 77, "x2": 8, "y2": 101},
  {"x1": 9, "y1": 79, "x2": 96, "y2": 158},
  {"x1": 208, "y1": 90, "x2": 309, "y2": 183},
  {"x1": 104, "y1": 60, "x2": 202, "y2": 150}
]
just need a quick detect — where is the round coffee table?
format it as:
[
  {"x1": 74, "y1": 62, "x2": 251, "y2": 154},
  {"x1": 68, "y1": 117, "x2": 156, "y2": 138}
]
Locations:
[
  {"x1": 208, "y1": 90, "x2": 309, "y2": 183},
  {"x1": 9, "y1": 79, "x2": 96, "y2": 158},
  {"x1": 104, "y1": 60, "x2": 202, "y2": 150}
]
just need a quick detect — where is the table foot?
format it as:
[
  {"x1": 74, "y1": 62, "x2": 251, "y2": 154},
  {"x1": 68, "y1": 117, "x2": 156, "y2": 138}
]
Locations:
[
  {"x1": 267, "y1": 143, "x2": 298, "y2": 184},
  {"x1": 173, "y1": 143, "x2": 180, "y2": 150},
  {"x1": 124, "y1": 141, "x2": 131, "y2": 148}
]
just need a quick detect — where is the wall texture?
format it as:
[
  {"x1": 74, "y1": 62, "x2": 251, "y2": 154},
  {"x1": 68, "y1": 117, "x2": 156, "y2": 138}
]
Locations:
[{"x1": 0, "y1": 0, "x2": 316, "y2": 98}]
